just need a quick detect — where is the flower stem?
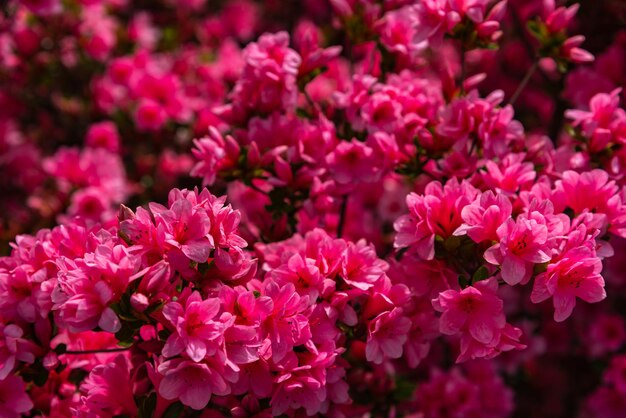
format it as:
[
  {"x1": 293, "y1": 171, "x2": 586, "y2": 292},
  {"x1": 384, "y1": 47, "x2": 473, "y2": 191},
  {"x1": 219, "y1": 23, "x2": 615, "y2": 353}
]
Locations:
[
  {"x1": 337, "y1": 195, "x2": 348, "y2": 238},
  {"x1": 509, "y1": 60, "x2": 539, "y2": 106}
]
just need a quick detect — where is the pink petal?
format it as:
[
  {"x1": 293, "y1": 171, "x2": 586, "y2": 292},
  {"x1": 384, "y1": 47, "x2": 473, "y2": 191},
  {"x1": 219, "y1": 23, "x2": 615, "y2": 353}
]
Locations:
[
  {"x1": 180, "y1": 380, "x2": 212, "y2": 410},
  {"x1": 553, "y1": 293, "x2": 576, "y2": 322},
  {"x1": 439, "y1": 309, "x2": 467, "y2": 335},
  {"x1": 576, "y1": 277, "x2": 606, "y2": 303},
  {"x1": 98, "y1": 307, "x2": 121, "y2": 333},
  {"x1": 469, "y1": 318, "x2": 496, "y2": 344},
  {"x1": 182, "y1": 240, "x2": 211, "y2": 263},
  {"x1": 530, "y1": 273, "x2": 552, "y2": 303},
  {"x1": 501, "y1": 255, "x2": 526, "y2": 285}
]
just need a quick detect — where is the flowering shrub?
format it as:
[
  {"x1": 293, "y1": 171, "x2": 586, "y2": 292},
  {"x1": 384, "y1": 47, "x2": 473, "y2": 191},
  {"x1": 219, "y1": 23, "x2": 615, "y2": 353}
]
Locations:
[{"x1": 1, "y1": 0, "x2": 626, "y2": 417}]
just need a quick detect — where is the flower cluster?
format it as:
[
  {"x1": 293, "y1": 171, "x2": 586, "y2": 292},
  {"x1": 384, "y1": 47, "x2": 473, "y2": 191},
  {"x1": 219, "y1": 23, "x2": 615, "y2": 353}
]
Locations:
[{"x1": 2, "y1": 0, "x2": 626, "y2": 417}]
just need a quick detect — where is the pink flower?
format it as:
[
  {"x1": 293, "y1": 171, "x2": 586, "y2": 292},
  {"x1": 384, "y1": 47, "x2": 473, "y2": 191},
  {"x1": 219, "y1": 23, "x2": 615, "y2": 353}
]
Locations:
[
  {"x1": 458, "y1": 322, "x2": 526, "y2": 362},
  {"x1": 561, "y1": 35, "x2": 594, "y2": 64},
  {"x1": 360, "y1": 90, "x2": 404, "y2": 133},
  {"x1": 584, "y1": 386, "x2": 626, "y2": 418},
  {"x1": 21, "y1": 0, "x2": 62, "y2": 15},
  {"x1": 134, "y1": 99, "x2": 166, "y2": 132},
  {"x1": 587, "y1": 314, "x2": 626, "y2": 357},
  {"x1": 433, "y1": 278, "x2": 505, "y2": 346},
  {"x1": 415, "y1": 368, "x2": 480, "y2": 417},
  {"x1": 158, "y1": 358, "x2": 231, "y2": 410},
  {"x1": 530, "y1": 227, "x2": 606, "y2": 322},
  {"x1": 0, "y1": 375, "x2": 33, "y2": 418},
  {"x1": 191, "y1": 127, "x2": 240, "y2": 186},
  {"x1": 85, "y1": 121, "x2": 120, "y2": 153},
  {"x1": 484, "y1": 214, "x2": 552, "y2": 286},
  {"x1": 551, "y1": 170, "x2": 626, "y2": 237},
  {"x1": 131, "y1": 73, "x2": 191, "y2": 123},
  {"x1": 455, "y1": 190, "x2": 512, "y2": 243},
  {"x1": 262, "y1": 282, "x2": 312, "y2": 362},
  {"x1": 413, "y1": 0, "x2": 462, "y2": 46},
  {"x1": 232, "y1": 31, "x2": 301, "y2": 116},
  {"x1": 403, "y1": 310, "x2": 439, "y2": 368},
  {"x1": 270, "y1": 350, "x2": 337, "y2": 416},
  {"x1": 341, "y1": 239, "x2": 388, "y2": 291},
  {"x1": 543, "y1": 1, "x2": 579, "y2": 34},
  {"x1": 80, "y1": 355, "x2": 137, "y2": 417},
  {"x1": 270, "y1": 253, "x2": 323, "y2": 301},
  {"x1": 44, "y1": 147, "x2": 129, "y2": 203},
  {"x1": 67, "y1": 187, "x2": 112, "y2": 221},
  {"x1": 326, "y1": 140, "x2": 381, "y2": 186},
  {"x1": 566, "y1": 88, "x2": 626, "y2": 152},
  {"x1": 52, "y1": 244, "x2": 139, "y2": 333},
  {"x1": 539, "y1": 2, "x2": 594, "y2": 64},
  {"x1": 365, "y1": 307, "x2": 412, "y2": 364},
  {"x1": 0, "y1": 266, "x2": 38, "y2": 323},
  {"x1": 52, "y1": 262, "x2": 120, "y2": 333},
  {"x1": 155, "y1": 198, "x2": 213, "y2": 263},
  {"x1": 0, "y1": 323, "x2": 38, "y2": 380},
  {"x1": 394, "y1": 178, "x2": 478, "y2": 260},
  {"x1": 80, "y1": 5, "x2": 118, "y2": 61},
  {"x1": 481, "y1": 153, "x2": 536, "y2": 194},
  {"x1": 605, "y1": 355, "x2": 626, "y2": 395},
  {"x1": 162, "y1": 292, "x2": 231, "y2": 362},
  {"x1": 378, "y1": 7, "x2": 421, "y2": 58}
]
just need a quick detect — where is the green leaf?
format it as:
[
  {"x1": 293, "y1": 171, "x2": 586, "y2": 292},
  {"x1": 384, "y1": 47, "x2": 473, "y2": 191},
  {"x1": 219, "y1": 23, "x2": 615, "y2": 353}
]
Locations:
[
  {"x1": 526, "y1": 20, "x2": 545, "y2": 40},
  {"x1": 163, "y1": 402, "x2": 185, "y2": 418},
  {"x1": 138, "y1": 393, "x2": 157, "y2": 418},
  {"x1": 33, "y1": 367, "x2": 49, "y2": 387},
  {"x1": 472, "y1": 265, "x2": 490, "y2": 283},
  {"x1": 393, "y1": 378, "x2": 417, "y2": 402},
  {"x1": 443, "y1": 236, "x2": 461, "y2": 252},
  {"x1": 533, "y1": 261, "x2": 550, "y2": 275},
  {"x1": 158, "y1": 329, "x2": 172, "y2": 341},
  {"x1": 458, "y1": 275, "x2": 470, "y2": 289},
  {"x1": 115, "y1": 324, "x2": 136, "y2": 344}
]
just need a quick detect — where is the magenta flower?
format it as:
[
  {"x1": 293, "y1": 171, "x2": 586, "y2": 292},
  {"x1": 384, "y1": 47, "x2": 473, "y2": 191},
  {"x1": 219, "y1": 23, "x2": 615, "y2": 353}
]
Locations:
[
  {"x1": 158, "y1": 358, "x2": 230, "y2": 410},
  {"x1": 191, "y1": 127, "x2": 240, "y2": 186},
  {"x1": 455, "y1": 190, "x2": 512, "y2": 243},
  {"x1": 156, "y1": 198, "x2": 213, "y2": 263},
  {"x1": 270, "y1": 350, "x2": 337, "y2": 416},
  {"x1": 552, "y1": 169, "x2": 626, "y2": 238},
  {"x1": 481, "y1": 153, "x2": 537, "y2": 194},
  {"x1": 85, "y1": 121, "x2": 120, "y2": 153},
  {"x1": 587, "y1": 314, "x2": 626, "y2": 357},
  {"x1": 261, "y1": 282, "x2": 312, "y2": 362},
  {"x1": 433, "y1": 278, "x2": 505, "y2": 346},
  {"x1": 231, "y1": 31, "x2": 301, "y2": 116},
  {"x1": 531, "y1": 229, "x2": 606, "y2": 322},
  {"x1": 270, "y1": 253, "x2": 323, "y2": 301},
  {"x1": 162, "y1": 291, "x2": 231, "y2": 362},
  {"x1": 326, "y1": 140, "x2": 380, "y2": 186},
  {"x1": 566, "y1": 88, "x2": 626, "y2": 152},
  {"x1": 394, "y1": 178, "x2": 478, "y2": 260},
  {"x1": 341, "y1": 239, "x2": 389, "y2": 291},
  {"x1": 134, "y1": 99, "x2": 166, "y2": 132},
  {"x1": 0, "y1": 375, "x2": 33, "y2": 418},
  {"x1": 604, "y1": 355, "x2": 626, "y2": 395},
  {"x1": 0, "y1": 323, "x2": 38, "y2": 380},
  {"x1": 80, "y1": 355, "x2": 137, "y2": 417},
  {"x1": 52, "y1": 256, "x2": 125, "y2": 333},
  {"x1": 484, "y1": 215, "x2": 552, "y2": 286},
  {"x1": 365, "y1": 307, "x2": 412, "y2": 364}
]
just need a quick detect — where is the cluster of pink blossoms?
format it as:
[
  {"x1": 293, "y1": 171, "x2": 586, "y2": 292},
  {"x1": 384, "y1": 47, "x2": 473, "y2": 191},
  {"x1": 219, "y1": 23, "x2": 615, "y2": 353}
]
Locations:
[{"x1": 2, "y1": 0, "x2": 626, "y2": 417}]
